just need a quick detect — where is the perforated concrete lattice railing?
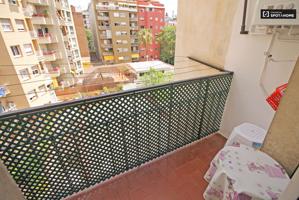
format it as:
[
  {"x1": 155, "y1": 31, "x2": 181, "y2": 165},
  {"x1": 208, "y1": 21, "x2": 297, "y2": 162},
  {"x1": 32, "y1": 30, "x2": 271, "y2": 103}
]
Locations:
[{"x1": 0, "y1": 72, "x2": 233, "y2": 200}]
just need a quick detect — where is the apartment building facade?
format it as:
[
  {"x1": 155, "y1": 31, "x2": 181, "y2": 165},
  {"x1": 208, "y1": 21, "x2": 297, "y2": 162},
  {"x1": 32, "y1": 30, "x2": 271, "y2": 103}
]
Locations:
[
  {"x1": 137, "y1": 0, "x2": 165, "y2": 61},
  {"x1": 0, "y1": 0, "x2": 57, "y2": 112},
  {"x1": 71, "y1": 5, "x2": 90, "y2": 68},
  {"x1": 90, "y1": 0, "x2": 140, "y2": 64},
  {"x1": 0, "y1": 0, "x2": 83, "y2": 112},
  {"x1": 82, "y1": 8, "x2": 91, "y2": 29}
]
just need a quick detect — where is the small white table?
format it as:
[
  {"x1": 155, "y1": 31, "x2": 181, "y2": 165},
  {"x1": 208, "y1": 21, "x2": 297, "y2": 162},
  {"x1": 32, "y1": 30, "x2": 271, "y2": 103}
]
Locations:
[{"x1": 204, "y1": 145, "x2": 290, "y2": 200}]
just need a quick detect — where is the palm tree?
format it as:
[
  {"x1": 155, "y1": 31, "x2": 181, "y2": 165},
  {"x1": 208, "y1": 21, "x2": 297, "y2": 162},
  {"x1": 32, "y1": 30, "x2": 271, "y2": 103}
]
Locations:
[{"x1": 138, "y1": 28, "x2": 153, "y2": 61}]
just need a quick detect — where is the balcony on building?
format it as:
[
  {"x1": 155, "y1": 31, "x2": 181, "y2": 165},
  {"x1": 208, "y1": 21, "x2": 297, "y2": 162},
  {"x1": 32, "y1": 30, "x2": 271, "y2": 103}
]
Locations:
[
  {"x1": 102, "y1": 51, "x2": 114, "y2": 56},
  {"x1": 101, "y1": 42, "x2": 113, "y2": 48},
  {"x1": 97, "y1": 16, "x2": 109, "y2": 21},
  {"x1": 55, "y1": 0, "x2": 62, "y2": 9},
  {"x1": 36, "y1": 50, "x2": 45, "y2": 61},
  {"x1": 130, "y1": 26, "x2": 138, "y2": 31},
  {"x1": 98, "y1": 25, "x2": 111, "y2": 30},
  {"x1": 27, "y1": 0, "x2": 49, "y2": 6},
  {"x1": 96, "y1": 4, "x2": 118, "y2": 11},
  {"x1": 100, "y1": 34, "x2": 112, "y2": 39},
  {"x1": 0, "y1": 58, "x2": 235, "y2": 200},
  {"x1": 47, "y1": 65, "x2": 61, "y2": 78},
  {"x1": 31, "y1": 12, "x2": 53, "y2": 25},
  {"x1": 38, "y1": 33, "x2": 58, "y2": 44},
  {"x1": 131, "y1": 40, "x2": 139, "y2": 46},
  {"x1": 42, "y1": 50, "x2": 58, "y2": 62}
]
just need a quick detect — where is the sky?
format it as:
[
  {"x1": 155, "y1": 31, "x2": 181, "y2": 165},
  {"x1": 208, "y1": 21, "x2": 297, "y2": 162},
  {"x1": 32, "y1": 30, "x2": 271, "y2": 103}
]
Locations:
[{"x1": 69, "y1": 0, "x2": 178, "y2": 17}]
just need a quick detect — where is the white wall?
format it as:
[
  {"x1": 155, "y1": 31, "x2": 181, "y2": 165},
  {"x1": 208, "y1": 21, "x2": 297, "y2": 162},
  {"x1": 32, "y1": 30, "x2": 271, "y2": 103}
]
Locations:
[
  {"x1": 220, "y1": 0, "x2": 299, "y2": 137},
  {"x1": 279, "y1": 169, "x2": 299, "y2": 200}
]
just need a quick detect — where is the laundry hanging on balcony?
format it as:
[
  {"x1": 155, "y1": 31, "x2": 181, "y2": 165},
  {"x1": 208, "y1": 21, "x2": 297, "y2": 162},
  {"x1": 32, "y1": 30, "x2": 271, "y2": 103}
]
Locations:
[{"x1": 266, "y1": 83, "x2": 288, "y2": 111}]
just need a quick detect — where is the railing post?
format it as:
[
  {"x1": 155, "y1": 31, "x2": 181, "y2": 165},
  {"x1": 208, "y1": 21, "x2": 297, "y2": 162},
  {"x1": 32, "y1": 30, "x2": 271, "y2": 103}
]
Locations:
[
  {"x1": 198, "y1": 79, "x2": 211, "y2": 139},
  {"x1": 133, "y1": 92, "x2": 140, "y2": 166},
  {"x1": 167, "y1": 84, "x2": 174, "y2": 152},
  {"x1": 121, "y1": 119, "x2": 129, "y2": 170}
]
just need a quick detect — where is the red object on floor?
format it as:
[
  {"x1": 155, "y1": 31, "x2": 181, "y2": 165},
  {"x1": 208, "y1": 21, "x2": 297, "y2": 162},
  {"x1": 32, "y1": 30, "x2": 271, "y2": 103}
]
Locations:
[
  {"x1": 66, "y1": 134, "x2": 226, "y2": 200},
  {"x1": 266, "y1": 83, "x2": 288, "y2": 111}
]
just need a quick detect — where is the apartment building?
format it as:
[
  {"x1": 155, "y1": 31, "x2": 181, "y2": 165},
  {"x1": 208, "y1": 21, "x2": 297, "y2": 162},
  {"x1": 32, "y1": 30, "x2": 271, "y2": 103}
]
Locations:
[
  {"x1": 0, "y1": 0, "x2": 83, "y2": 112},
  {"x1": 27, "y1": 0, "x2": 83, "y2": 85},
  {"x1": 0, "y1": 0, "x2": 57, "y2": 112},
  {"x1": 137, "y1": 0, "x2": 165, "y2": 61},
  {"x1": 82, "y1": 8, "x2": 91, "y2": 29},
  {"x1": 90, "y1": 0, "x2": 140, "y2": 64},
  {"x1": 71, "y1": 5, "x2": 90, "y2": 68}
]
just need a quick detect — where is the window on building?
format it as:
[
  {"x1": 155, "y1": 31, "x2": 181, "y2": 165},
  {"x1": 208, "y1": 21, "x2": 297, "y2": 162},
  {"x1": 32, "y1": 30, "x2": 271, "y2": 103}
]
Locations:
[
  {"x1": 113, "y1": 12, "x2": 119, "y2": 17},
  {"x1": 8, "y1": 0, "x2": 17, "y2": 5},
  {"x1": 149, "y1": 17, "x2": 153, "y2": 20},
  {"x1": 146, "y1": 8, "x2": 154, "y2": 12},
  {"x1": 23, "y1": 44, "x2": 33, "y2": 55},
  {"x1": 38, "y1": 85, "x2": 47, "y2": 96},
  {"x1": 0, "y1": 19, "x2": 13, "y2": 32},
  {"x1": 119, "y1": 13, "x2": 126, "y2": 18},
  {"x1": 76, "y1": 61, "x2": 82, "y2": 69},
  {"x1": 19, "y1": 68, "x2": 30, "y2": 80},
  {"x1": 155, "y1": 17, "x2": 159, "y2": 21},
  {"x1": 31, "y1": 65, "x2": 40, "y2": 76},
  {"x1": 28, "y1": 90, "x2": 38, "y2": 101},
  {"x1": 15, "y1": 20, "x2": 26, "y2": 31},
  {"x1": 69, "y1": 26, "x2": 74, "y2": 34},
  {"x1": 10, "y1": 45, "x2": 22, "y2": 57}
]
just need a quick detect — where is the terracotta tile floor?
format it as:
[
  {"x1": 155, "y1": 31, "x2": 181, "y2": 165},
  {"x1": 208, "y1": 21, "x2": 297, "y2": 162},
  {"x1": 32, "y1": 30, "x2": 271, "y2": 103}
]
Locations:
[{"x1": 67, "y1": 133, "x2": 226, "y2": 200}]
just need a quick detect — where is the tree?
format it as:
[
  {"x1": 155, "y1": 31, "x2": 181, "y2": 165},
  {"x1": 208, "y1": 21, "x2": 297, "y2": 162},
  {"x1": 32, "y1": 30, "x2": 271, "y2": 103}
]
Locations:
[
  {"x1": 141, "y1": 67, "x2": 173, "y2": 87},
  {"x1": 156, "y1": 26, "x2": 176, "y2": 65},
  {"x1": 85, "y1": 29, "x2": 95, "y2": 51},
  {"x1": 138, "y1": 28, "x2": 153, "y2": 61}
]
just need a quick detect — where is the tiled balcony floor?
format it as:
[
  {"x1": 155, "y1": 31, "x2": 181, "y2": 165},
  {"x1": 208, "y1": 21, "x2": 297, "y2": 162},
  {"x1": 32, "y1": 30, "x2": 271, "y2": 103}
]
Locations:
[{"x1": 67, "y1": 133, "x2": 226, "y2": 200}]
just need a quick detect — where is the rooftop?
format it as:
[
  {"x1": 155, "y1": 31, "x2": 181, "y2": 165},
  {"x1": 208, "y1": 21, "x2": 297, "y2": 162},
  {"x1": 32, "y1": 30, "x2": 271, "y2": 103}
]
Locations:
[{"x1": 128, "y1": 60, "x2": 174, "y2": 73}]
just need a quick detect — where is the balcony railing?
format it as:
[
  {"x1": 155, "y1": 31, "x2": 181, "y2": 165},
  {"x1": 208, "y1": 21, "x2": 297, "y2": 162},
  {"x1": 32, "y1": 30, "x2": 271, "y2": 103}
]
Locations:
[
  {"x1": 0, "y1": 69, "x2": 233, "y2": 200},
  {"x1": 98, "y1": 25, "x2": 111, "y2": 30}
]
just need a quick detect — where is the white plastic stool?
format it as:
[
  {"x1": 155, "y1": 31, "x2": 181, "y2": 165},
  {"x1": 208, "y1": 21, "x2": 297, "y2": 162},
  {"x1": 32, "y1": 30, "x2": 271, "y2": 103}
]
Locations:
[{"x1": 225, "y1": 123, "x2": 267, "y2": 149}]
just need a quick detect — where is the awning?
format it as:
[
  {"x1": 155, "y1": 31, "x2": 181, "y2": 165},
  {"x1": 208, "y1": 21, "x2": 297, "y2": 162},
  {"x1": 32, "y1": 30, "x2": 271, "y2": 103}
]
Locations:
[
  {"x1": 104, "y1": 56, "x2": 114, "y2": 61},
  {"x1": 132, "y1": 54, "x2": 139, "y2": 58}
]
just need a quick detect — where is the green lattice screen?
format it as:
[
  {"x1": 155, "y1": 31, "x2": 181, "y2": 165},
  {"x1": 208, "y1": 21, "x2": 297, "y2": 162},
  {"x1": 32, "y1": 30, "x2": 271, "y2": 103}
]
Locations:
[{"x1": 0, "y1": 73, "x2": 233, "y2": 200}]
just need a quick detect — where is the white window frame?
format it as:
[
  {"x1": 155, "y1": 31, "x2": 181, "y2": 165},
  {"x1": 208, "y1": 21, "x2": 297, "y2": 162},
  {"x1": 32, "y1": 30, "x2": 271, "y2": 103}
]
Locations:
[
  {"x1": 31, "y1": 65, "x2": 40, "y2": 76},
  {"x1": 15, "y1": 19, "x2": 26, "y2": 32},
  {"x1": 0, "y1": 19, "x2": 13, "y2": 32},
  {"x1": 23, "y1": 44, "x2": 33, "y2": 55},
  {"x1": 19, "y1": 68, "x2": 30, "y2": 80},
  {"x1": 10, "y1": 45, "x2": 22, "y2": 57}
]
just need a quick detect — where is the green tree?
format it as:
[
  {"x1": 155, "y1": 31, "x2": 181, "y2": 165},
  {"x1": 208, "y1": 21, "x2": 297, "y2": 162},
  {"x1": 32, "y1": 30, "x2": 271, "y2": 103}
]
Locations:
[
  {"x1": 141, "y1": 67, "x2": 173, "y2": 87},
  {"x1": 157, "y1": 26, "x2": 176, "y2": 65},
  {"x1": 85, "y1": 29, "x2": 95, "y2": 51},
  {"x1": 138, "y1": 28, "x2": 153, "y2": 61}
]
